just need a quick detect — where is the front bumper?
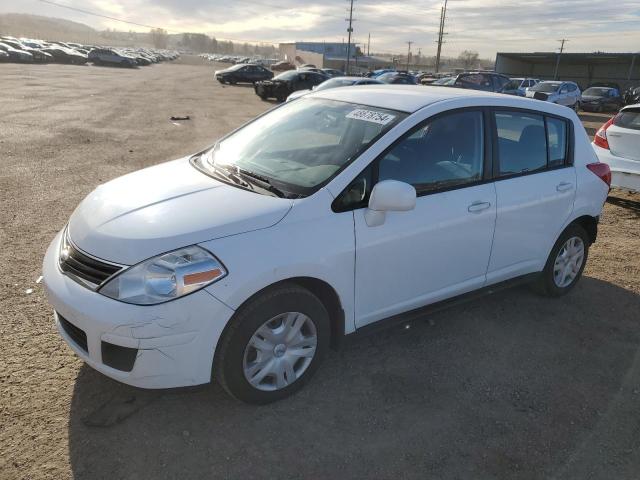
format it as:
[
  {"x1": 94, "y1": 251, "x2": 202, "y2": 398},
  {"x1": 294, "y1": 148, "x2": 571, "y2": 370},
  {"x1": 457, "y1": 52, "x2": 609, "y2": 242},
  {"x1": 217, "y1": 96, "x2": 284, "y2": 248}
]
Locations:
[
  {"x1": 42, "y1": 231, "x2": 235, "y2": 389},
  {"x1": 592, "y1": 144, "x2": 640, "y2": 193}
]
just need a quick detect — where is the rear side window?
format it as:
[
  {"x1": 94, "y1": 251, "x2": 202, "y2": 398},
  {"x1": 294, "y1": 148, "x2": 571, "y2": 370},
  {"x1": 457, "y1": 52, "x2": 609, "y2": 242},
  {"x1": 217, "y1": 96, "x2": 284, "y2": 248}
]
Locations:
[
  {"x1": 614, "y1": 109, "x2": 640, "y2": 130},
  {"x1": 495, "y1": 112, "x2": 547, "y2": 175},
  {"x1": 546, "y1": 117, "x2": 568, "y2": 167}
]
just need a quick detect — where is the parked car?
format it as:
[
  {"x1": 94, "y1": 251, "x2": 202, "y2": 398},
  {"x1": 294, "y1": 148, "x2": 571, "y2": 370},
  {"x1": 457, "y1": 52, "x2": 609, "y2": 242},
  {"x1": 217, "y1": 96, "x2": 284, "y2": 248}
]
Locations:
[
  {"x1": 580, "y1": 87, "x2": 623, "y2": 112},
  {"x1": 500, "y1": 78, "x2": 540, "y2": 96},
  {"x1": 592, "y1": 104, "x2": 640, "y2": 192},
  {"x1": 0, "y1": 42, "x2": 33, "y2": 62},
  {"x1": 526, "y1": 81, "x2": 581, "y2": 110},
  {"x1": 254, "y1": 70, "x2": 328, "y2": 102},
  {"x1": 377, "y1": 72, "x2": 418, "y2": 84},
  {"x1": 41, "y1": 47, "x2": 86, "y2": 65},
  {"x1": 430, "y1": 76, "x2": 455, "y2": 86},
  {"x1": 286, "y1": 76, "x2": 383, "y2": 101},
  {"x1": 0, "y1": 39, "x2": 52, "y2": 63},
  {"x1": 321, "y1": 68, "x2": 343, "y2": 78},
  {"x1": 215, "y1": 64, "x2": 274, "y2": 84},
  {"x1": 449, "y1": 72, "x2": 511, "y2": 92},
  {"x1": 88, "y1": 48, "x2": 137, "y2": 67},
  {"x1": 623, "y1": 86, "x2": 640, "y2": 106},
  {"x1": 271, "y1": 61, "x2": 295, "y2": 72},
  {"x1": 366, "y1": 68, "x2": 396, "y2": 78},
  {"x1": 43, "y1": 86, "x2": 610, "y2": 404}
]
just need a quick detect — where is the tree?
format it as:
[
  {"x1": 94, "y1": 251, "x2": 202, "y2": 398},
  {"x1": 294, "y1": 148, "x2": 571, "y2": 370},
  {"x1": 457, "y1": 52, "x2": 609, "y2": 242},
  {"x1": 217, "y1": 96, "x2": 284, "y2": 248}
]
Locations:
[
  {"x1": 458, "y1": 50, "x2": 479, "y2": 70},
  {"x1": 150, "y1": 28, "x2": 168, "y2": 49}
]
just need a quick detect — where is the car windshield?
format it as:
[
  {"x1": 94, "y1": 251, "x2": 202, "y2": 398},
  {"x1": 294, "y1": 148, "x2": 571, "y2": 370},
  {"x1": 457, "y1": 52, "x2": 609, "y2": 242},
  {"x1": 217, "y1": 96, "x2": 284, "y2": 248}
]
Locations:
[
  {"x1": 274, "y1": 70, "x2": 298, "y2": 81},
  {"x1": 503, "y1": 80, "x2": 522, "y2": 90},
  {"x1": 584, "y1": 87, "x2": 611, "y2": 97},
  {"x1": 531, "y1": 82, "x2": 561, "y2": 93},
  {"x1": 316, "y1": 78, "x2": 357, "y2": 90},
  {"x1": 197, "y1": 98, "x2": 406, "y2": 197},
  {"x1": 433, "y1": 77, "x2": 454, "y2": 85}
]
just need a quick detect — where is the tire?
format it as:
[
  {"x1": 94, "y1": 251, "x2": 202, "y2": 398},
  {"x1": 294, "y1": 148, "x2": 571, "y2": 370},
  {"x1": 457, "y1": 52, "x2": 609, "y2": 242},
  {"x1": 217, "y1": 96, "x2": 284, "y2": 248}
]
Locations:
[
  {"x1": 214, "y1": 283, "x2": 330, "y2": 404},
  {"x1": 534, "y1": 224, "x2": 589, "y2": 297}
]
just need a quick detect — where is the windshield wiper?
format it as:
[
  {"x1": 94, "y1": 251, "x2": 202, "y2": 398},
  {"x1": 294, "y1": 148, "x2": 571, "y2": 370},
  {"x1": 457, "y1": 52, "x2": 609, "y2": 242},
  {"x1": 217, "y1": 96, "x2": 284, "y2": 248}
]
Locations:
[
  {"x1": 211, "y1": 164, "x2": 254, "y2": 190},
  {"x1": 233, "y1": 168, "x2": 289, "y2": 198}
]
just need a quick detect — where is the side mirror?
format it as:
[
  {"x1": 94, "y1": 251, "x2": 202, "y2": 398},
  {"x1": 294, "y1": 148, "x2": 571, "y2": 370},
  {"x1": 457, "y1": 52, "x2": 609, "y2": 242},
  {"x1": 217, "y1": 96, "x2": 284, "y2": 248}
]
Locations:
[{"x1": 364, "y1": 180, "x2": 416, "y2": 227}]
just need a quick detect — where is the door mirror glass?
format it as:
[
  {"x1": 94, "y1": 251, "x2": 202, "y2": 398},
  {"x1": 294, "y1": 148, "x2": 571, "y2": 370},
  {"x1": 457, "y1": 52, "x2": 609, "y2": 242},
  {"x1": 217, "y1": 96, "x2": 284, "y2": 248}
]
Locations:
[{"x1": 365, "y1": 180, "x2": 416, "y2": 227}]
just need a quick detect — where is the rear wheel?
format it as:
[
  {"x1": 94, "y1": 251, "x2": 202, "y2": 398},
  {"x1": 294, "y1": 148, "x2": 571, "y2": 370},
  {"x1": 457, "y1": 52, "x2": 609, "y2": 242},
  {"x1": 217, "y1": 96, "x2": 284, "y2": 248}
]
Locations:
[
  {"x1": 534, "y1": 224, "x2": 589, "y2": 297},
  {"x1": 214, "y1": 283, "x2": 330, "y2": 404}
]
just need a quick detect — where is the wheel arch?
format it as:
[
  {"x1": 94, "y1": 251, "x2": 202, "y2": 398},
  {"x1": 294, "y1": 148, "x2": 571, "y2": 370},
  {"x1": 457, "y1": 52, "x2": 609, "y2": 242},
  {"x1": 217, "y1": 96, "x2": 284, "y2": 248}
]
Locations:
[
  {"x1": 569, "y1": 214, "x2": 598, "y2": 245},
  {"x1": 214, "y1": 276, "x2": 346, "y2": 365}
]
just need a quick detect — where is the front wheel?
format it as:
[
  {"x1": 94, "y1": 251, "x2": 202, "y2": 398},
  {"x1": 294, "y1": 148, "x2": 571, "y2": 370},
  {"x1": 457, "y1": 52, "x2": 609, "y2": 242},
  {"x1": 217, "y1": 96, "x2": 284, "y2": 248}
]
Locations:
[
  {"x1": 214, "y1": 283, "x2": 330, "y2": 404},
  {"x1": 534, "y1": 224, "x2": 589, "y2": 297}
]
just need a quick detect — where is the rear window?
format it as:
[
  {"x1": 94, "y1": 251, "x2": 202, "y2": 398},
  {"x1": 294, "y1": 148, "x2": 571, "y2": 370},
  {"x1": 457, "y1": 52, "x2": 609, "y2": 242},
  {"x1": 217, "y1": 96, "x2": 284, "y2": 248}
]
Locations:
[{"x1": 614, "y1": 109, "x2": 640, "y2": 131}]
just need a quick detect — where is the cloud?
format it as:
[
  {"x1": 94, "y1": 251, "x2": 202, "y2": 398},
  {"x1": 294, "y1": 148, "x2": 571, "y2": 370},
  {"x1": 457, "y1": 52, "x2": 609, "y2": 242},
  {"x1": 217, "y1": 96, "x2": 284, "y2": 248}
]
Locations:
[{"x1": 2, "y1": 0, "x2": 639, "y2": 56}]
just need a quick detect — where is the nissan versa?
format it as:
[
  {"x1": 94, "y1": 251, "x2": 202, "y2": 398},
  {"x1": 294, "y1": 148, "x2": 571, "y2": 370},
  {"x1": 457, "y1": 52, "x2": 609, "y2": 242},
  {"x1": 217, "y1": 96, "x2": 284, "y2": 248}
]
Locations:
[{"x1": 43, "y1": 86, "x2": 610, "y2": 404}]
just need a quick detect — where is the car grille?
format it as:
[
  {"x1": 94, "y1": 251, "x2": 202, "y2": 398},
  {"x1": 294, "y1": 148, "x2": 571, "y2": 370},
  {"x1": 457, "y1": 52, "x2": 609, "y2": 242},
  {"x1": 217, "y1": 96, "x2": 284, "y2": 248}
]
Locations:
[
  {"x1": 59, "y1": 232, "x2": 124, "y2": 289},
  {"x1": 58, "y1": 314, "x2": 88, "y2": 352}
]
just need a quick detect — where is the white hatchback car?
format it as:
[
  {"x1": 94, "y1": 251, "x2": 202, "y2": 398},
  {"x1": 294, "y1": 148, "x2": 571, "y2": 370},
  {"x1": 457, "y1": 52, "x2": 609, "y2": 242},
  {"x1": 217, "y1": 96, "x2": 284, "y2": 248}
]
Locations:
[
  {"x1": 526, "y1": 80, "x2": 581, "y2": 110},
  {"x1": 43, "y1": 86, "x2": 610, "y2": 403},
  {"x1": 592, "y1": 104, "x2": 640, "y2": 193}
]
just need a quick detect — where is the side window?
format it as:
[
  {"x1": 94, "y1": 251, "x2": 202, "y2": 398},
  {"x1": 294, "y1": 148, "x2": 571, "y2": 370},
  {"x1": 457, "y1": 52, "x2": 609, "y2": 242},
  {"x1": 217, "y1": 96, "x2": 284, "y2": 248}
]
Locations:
[
  {"x1": 495, "y1": 112, "x2": 547, "y2": 176},
  {"x1": 378, "y1": 111, "x2": 484, "y2": 192},
  {"x1": 546, "y1": 117, "x2": 568, "y2": 167}
]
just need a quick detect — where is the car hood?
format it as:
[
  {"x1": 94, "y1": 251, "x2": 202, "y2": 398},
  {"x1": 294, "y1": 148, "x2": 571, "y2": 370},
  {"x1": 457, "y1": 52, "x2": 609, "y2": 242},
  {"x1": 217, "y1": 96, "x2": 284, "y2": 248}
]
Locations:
[{"x1": 68, "y1": 157, "x2": 293, "y2": 265}]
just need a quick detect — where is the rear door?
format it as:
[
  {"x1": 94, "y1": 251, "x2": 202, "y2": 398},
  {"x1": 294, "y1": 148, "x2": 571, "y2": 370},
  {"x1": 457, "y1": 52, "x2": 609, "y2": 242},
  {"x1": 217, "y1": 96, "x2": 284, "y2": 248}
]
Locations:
[{"x1": 487, "y1": 109, "x2": 576, "y2": 283}]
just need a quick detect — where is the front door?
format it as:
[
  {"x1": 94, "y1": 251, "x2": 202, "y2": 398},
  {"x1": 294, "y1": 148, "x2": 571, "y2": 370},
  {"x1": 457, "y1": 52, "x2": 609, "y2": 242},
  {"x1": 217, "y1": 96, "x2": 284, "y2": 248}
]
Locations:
[{"x1": 354, "y1": 109, "x2": 497, "y2": 327}]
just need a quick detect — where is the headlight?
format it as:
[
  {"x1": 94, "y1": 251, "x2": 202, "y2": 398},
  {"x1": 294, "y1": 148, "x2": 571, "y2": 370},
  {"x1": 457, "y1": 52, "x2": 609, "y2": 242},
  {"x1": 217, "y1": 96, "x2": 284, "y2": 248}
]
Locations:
[{"x1": 99, "y1": 245, "x2": 227, "y2": 305}]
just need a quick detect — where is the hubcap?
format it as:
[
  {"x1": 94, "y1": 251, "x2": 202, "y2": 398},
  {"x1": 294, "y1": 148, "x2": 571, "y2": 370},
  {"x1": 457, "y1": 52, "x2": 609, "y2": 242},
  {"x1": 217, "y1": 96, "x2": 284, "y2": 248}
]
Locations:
[
  {"x1": 553, "y1": 236, "x2": 585, "y2": 288},
  {"x1": 243, "y1": 312, "x2": 317, "y2": 391}
]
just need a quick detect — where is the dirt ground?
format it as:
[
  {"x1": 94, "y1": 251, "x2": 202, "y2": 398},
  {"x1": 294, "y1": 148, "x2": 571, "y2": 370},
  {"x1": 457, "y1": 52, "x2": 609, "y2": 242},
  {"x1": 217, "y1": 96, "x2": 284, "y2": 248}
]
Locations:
[{"x1": 1, "y1": 58, "x2": 639, "y2": 480}]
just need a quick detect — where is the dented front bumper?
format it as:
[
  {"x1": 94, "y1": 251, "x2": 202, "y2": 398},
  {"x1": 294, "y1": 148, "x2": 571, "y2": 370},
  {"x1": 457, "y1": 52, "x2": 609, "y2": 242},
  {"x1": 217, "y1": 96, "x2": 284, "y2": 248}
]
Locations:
[{"x1": 42, "y1": 231, "x2": 235, "y2": 389}]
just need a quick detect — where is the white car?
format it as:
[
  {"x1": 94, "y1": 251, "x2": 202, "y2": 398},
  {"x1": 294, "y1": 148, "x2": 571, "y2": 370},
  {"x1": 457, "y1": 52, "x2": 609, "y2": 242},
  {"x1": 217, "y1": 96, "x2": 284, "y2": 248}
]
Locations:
[
  {"x1": 286, "y1": 76, "x2": 384, "y2": 102},
  {"x1": 526, "y1": 81, "x2": 581, "y2": 110},
  {"x1": 43, "y1": 86, "x2": 610, "y2": 403},
  {"x1": 592, "y1": 104, "x2": 640, "y2": 192}
]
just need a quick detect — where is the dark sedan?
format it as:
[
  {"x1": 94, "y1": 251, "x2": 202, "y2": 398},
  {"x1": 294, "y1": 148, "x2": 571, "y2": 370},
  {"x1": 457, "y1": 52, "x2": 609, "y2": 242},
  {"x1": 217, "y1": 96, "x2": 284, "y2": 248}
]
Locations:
[
  {"x1": 255, "y1": 70, "x2": 328, "y2": 102},
  {"x1": 580, "y1": 87, "x2": 624, "y2": 112},
  {"x1": 377, "y1": 72, "x2": 417, "y2": 85},
  {"x1": 216, "y1": 64, "x2": 274, "y2": 85}
]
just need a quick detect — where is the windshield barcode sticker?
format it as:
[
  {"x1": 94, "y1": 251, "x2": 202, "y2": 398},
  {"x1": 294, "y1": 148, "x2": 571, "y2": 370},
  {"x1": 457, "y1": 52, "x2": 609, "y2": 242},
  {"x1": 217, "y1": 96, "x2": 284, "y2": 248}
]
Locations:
[{"x1": 346, "y1": 109, "x2": 395, "y2": 125}]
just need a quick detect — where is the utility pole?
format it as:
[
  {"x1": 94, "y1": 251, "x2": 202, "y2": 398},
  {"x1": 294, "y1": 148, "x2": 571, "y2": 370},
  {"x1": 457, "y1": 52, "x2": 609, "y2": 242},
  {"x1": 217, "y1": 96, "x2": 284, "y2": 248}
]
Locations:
[
  {"x1": 367, "y1": 32, "x2": 370, "y2": 56},
  {"x1": 406, "y1": 41, "x2": 413, "y2": 71},
  {"x1": 554, "y1": 38, "x2": 568, "y2": 80},
  {"x1": 435, "y1": 0, "x2": 448, "y2": 73},
  {"x1": 345, "y1": 0, "x2": 355, "y2": 75}
]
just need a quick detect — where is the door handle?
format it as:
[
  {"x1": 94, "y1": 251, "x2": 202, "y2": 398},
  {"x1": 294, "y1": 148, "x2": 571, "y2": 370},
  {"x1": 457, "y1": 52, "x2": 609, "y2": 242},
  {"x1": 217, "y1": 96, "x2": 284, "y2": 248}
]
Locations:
[
  {"x1": 468, "y1": 201, "x2": 491, "y2": 213},
  {"x1": 556, "y1": 182, "x2": 574, "y2": 192}
]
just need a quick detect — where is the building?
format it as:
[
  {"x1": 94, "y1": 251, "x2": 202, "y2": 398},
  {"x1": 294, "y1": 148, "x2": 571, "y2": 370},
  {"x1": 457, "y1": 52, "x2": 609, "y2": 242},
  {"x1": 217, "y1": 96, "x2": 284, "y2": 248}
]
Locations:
[
  {"x1": 495, "y1": 52, "x2": 639, "y2": 90},
  {"x1": 279, "y1": 41, "x2": 388, "y2": 72}
]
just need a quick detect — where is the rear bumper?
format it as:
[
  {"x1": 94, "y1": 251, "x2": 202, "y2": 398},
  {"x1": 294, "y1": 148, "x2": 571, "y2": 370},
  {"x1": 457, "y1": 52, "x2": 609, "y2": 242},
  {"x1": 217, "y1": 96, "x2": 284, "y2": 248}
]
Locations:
[
  {"x1": 42, "y1": 230, "x2": 236, "y2": 389},
  {"x1": 592, "y1": 143, "x2": 640, "y2": 193}
]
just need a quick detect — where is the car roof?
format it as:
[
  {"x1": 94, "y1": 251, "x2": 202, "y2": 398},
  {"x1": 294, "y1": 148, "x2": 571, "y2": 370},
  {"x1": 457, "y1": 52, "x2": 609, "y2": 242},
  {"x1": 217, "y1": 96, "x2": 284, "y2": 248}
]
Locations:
[{"x1": 310, "y1": 84, "x2": 566, "y2": 113}]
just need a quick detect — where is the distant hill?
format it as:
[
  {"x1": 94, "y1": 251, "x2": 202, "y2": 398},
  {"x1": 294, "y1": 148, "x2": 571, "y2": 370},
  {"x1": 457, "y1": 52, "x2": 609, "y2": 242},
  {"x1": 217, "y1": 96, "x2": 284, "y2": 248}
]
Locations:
[{"x1": 0, "y1": 13, "x2": 151, "y2": 46}]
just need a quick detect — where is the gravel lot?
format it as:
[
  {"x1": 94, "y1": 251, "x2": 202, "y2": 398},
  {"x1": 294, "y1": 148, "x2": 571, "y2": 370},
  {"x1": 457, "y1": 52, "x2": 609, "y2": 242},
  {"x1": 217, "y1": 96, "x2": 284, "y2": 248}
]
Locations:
[{"x1": 1, "y1": 57, "x2": 639, "y2": 480}]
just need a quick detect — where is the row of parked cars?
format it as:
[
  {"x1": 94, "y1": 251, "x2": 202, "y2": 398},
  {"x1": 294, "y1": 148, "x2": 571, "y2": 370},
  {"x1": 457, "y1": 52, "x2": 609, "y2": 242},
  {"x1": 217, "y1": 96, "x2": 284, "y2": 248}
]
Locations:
[{"x1": 0, "y1": 35, "x2": 179, "y2": 67}]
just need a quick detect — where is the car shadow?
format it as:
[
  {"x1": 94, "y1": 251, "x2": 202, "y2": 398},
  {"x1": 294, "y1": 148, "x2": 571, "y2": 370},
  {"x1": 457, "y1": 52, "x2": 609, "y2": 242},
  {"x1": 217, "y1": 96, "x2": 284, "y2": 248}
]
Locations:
[
  {"x1": 68, "y1": 277, "x2": 640, "y2": 479},
  {"x1": 607, "y1": 194, "x2": 640, "y2": 216}
]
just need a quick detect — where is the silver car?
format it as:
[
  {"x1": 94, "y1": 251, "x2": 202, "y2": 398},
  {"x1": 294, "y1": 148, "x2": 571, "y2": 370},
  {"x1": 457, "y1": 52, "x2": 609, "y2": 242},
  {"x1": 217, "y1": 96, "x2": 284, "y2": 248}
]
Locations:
[{"x1": 526, "y1": 81, "x2": 581, "y2": 110}]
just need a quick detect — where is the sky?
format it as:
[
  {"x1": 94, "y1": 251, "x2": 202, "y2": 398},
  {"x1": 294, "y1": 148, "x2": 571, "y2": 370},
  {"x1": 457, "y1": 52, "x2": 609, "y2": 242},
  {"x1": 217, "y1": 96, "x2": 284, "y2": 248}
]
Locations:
[{"x1": 1, "y1": 0, "x2": 639, "y2": 57}]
